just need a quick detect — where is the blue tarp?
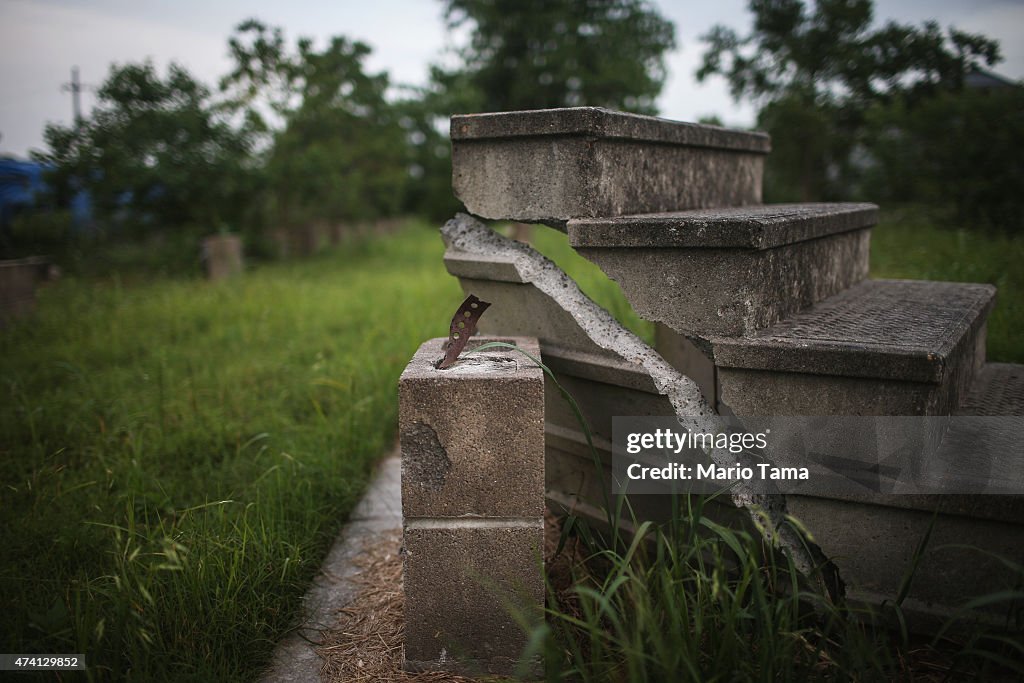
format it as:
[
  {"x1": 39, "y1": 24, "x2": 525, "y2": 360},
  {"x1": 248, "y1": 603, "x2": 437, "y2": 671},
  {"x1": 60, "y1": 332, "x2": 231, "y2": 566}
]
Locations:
[{"x1": 0, "y1": 157, "x2": 92, "y2": 231}]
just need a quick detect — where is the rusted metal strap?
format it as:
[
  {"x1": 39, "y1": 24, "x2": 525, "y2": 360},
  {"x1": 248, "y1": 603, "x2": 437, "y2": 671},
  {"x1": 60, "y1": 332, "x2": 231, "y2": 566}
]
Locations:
[{"x1": 437, "y1": 294, "x2": 491, "y2": 369}]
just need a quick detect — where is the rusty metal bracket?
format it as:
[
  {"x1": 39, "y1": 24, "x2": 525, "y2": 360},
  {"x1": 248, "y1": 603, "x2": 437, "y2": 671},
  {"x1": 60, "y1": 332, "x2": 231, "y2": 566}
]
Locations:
[{"x1": 437, "y1": 294, "x2": 491, "y2": 369}]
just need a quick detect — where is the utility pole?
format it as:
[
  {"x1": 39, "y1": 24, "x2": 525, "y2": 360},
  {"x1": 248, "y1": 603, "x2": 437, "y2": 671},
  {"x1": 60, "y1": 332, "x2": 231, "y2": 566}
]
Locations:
[{"x1": 61, "y1": 66, "x2": 84, "y2": 126}]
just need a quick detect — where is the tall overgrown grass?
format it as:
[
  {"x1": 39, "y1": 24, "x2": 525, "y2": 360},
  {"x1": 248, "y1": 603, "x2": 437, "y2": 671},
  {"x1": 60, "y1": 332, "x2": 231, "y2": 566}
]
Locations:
[
  {"x1": 534, "y1": 499, "x2": 1024, "y2": 681},
  {"x1": 0, "y1": 222, "x2": 460, "y2": 680}
]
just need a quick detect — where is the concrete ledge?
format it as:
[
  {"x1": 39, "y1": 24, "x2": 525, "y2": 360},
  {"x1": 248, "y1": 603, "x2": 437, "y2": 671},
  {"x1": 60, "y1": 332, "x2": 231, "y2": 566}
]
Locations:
[
  {"x1": 712, "y1": 280, "x2": 996, "y2": 383},
  {"x1": 451, "y1": 107, "x2": 768, "y2": 227},
  {"x1": 567, "y1": 203, "x2": 878, "y2": 249},
  {"x1": 958, "y1": 362, "x2": 1024, "y2": 416},
  {"x1": 451, "y1": 107, "x2": 771, "y2": 152},
  {"x1": 443, "y1": 251, "x2": 527, "y2": 283},
  {"x1": 541, "y1": 344, "x2": 658, "y2": 393},
  {"x1": 579, "y1": 229, "x2": 871, "y2": 337},
  {"x1": 786, "y1": 495, "x2": 1024, "y2": 625}
]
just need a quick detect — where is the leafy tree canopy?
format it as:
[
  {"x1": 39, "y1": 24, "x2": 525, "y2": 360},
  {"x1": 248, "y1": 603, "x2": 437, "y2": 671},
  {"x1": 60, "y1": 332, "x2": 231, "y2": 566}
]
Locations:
[
  {"x1": 36, "y1": 61, "x2": 254, "y2": 230},
  {"x1": 220, "y1": 19, "x2": 408, "y2": 225},
  {"x1": 697, "y1": 0, "x2": 1005, "y2": 203},
  {"x1": 438, "y1": 0, "x2": 676, "y2": 114},
  {"x1": 698, "y1": 0, "x2": 1001, "y2": 107}
]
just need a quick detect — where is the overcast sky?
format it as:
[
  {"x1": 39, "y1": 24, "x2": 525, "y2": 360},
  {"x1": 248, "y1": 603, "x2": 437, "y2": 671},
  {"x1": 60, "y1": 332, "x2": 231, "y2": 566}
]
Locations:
[{"x1": 1, "y1": 0, "x2": 1021, "y2": 158}]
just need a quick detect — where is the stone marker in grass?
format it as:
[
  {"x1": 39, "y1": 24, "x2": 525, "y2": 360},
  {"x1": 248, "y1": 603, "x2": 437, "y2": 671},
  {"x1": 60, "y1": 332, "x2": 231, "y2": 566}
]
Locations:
[
  {"x1": 0, "y1": 256, "x2": 55, "y2": 326},
  {"x1": 399, "y1": 336, "x2": 544, "y2": 676},
  {"x1": 200, "y1": 233, "x2": 243, "y2": 280}
]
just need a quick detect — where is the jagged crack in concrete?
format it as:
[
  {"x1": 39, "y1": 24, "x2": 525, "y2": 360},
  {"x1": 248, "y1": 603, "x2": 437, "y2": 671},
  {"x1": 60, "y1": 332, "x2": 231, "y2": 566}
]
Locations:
[{"x1": 441, "y1": 213, "x2": 844, "y2": 600}]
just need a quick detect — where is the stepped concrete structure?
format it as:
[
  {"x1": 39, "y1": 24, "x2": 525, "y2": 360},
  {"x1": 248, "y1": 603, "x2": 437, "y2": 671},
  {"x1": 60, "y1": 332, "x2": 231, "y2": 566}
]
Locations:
[{"x1": 429, "y1": 106, "x2": 1024, "y2": 634}]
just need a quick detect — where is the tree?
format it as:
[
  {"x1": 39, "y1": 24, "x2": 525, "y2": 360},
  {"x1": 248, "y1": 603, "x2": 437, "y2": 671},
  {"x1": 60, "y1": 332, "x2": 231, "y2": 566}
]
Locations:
[
  {"x1": 37, "y1": 61, "x2": 255, "y2": 231},
  {"x1": 697, "y1": 0, "x2": 1001, "y2": 201},
  {"x1": 220, "y1": 20, "x2": 409, "y2": 232},
  {"x1": 863, "y1": 85, "x2": 1024, "y2": 231},
  {"x1": 438, "y1": 0, "x2": 676, "y2": 114},
  {"x1": 392, "y1": 92, "x2": 465, "y2": 222}
]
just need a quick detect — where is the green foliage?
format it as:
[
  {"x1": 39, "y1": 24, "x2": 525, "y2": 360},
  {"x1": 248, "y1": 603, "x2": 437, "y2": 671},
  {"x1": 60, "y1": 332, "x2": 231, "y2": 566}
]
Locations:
[
  {"x1": 4, "y1": 209, "x2": 77, "y2": 257},
  {"x1": 698, "y1": 0, "x2": 1002, "y2": 203},
  {"x1": 438, "y1": 0, "x2": 676, "y2": 113},
  {"x1": 864, "y1": 87, "x2": 1024, "y2": 232},
  {"x1": 35, "y1": 62, "x2": 256, "y2": 231},
  {"x1": 0, "y1": 223, "x2": 461, "y2": 681},
  {"x1": 393, "y1": 96, "x2": 464, "y2": 222},
  {"x1": 699, "y1": 0, "x2": 999, "y2": 107},
  {"x1": 221, "y1": 20, "x2": 410, "y2": 228}
]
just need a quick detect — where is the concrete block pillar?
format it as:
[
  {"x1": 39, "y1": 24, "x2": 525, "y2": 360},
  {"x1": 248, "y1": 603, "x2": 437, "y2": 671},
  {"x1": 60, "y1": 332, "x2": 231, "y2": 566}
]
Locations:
[{"x1": 399, "y1": 336, "x2": 545, "y2": 676}]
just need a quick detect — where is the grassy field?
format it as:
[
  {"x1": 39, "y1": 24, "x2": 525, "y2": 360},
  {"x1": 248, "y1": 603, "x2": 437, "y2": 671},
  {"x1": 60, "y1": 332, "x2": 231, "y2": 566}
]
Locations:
[
  {"x1": 0, "y1": 222, "x2": 459, "y2": 681},
  {"x1": 2, "y1": 207, "x2": 1021, "y2": 681}
]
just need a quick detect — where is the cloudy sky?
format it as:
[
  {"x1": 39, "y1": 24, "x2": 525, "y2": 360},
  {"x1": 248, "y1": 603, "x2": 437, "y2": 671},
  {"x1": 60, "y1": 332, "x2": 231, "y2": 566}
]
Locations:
[{"x1": 1, "y1": 0, "x2": 1021, "y2": 158}]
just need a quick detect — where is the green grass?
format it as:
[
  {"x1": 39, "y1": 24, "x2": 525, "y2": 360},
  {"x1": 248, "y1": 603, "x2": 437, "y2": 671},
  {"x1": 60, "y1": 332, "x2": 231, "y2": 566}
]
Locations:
[
  {"x1": 871, "y1": 206, "x2": 1024, "y2": 362},
  {"x1": 0, "y1": 222, "x2": 460, "y2": 681},
  {"x1": 537, "y1": 501, "x2": 1024, "y2": 681}
]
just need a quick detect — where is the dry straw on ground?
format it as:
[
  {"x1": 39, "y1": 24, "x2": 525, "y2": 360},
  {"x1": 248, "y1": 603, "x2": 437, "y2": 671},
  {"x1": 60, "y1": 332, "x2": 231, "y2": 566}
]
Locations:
[
  {"x1": 317, "y1": 514, "x2": 582, "y2": 682},
  {"x1": 316, "y1": 530, "x2": 482, "y2": 682}
]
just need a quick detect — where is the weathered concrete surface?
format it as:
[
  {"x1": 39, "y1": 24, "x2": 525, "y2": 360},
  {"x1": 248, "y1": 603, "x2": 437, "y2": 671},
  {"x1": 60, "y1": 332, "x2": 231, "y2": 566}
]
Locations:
[
  {"x1": 447, "y1": 277, "x2": 626, "y2": 362},
  {"x1": 451, "y1": 108, "x2": 768, "y2": 227},
  {"x1": 400, "y1": 335, "x2": 544, "y2": 675},
  {"x1": 439, "y1": 214, "x2": 1024, "y2": 629},
  {"x1": 258, "y1": 455, "x2": 401, "y2": 683},
  {"x1": 452, "y1": 107, "x2": 772, "y2": 151},
  {"x1": 655, "y1": 324, "x2": 717, "y2": 408},
  {"x1": 713, "y1": 280, "x2": 995, "y2": 382},
  {"x1": 958, "y1": 362, "x2": 1024, "y2": 415},
  {"x1": 403, "y1": 525, "x2": 544, "y2": 676},
  {"x1": 714, "y1": 280, "x2": 993, "y2": 416},
  {"x1": 568, "y1": 203, "x2": 878, "y2": 249},
  {"x1": 785, "y1": 494, "x2": 1024, "y2": 631},
  {"x1": 444, "y1": 251, "x2": 527, "y2": 283},
  {"x1": 587, "y1": 232, "x2": 872, "y2": 337},
  {"x1": 571, "y1": 210, "x2": 873, "y2": 337},
  {"x1": 400, "y1": 336, "x2": 544, "y2": 519},
  {"x1": 200, "y1": 234, "x2": 243, "y2": 280}
]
